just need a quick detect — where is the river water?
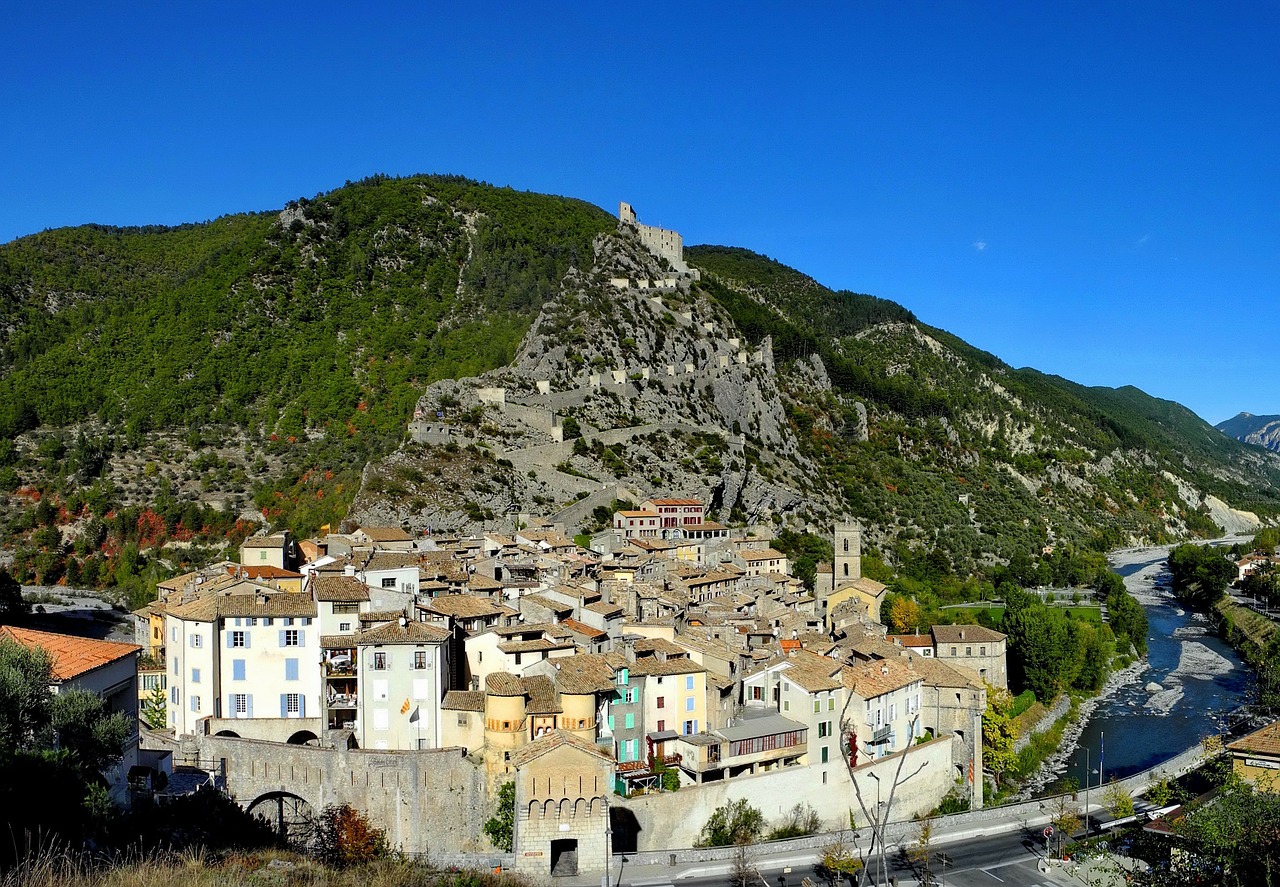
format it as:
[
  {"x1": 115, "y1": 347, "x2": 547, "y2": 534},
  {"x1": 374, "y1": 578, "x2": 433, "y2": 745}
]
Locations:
[{"x1": 1053, "y1": 545, "x2": 1252, "y2": 789}]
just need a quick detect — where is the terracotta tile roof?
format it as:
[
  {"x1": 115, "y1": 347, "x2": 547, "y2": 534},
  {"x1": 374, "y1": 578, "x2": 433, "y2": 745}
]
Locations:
[
  {"x1": 425, "y1": 594, "x2": 507, "y2": 619},
  {"x1": 904, "y1": 656, "x2": 984, "y2": 691},
  {"x1": 740, "y1": 548, "x2": 786, "y2": 562},
  {"x1": 358, "y1": 526, "x2": 415, "y2": 542},
  {"x1": 242, "y1": 534, "x2": 286, "y2": 547},
  {"x1": 167, "y1": 590, "x2": 317, "y2": 621},
  {"x1": 618, "y1": 510, "x2": 659, "y2": 518},
  {"x1": 779, "y1": 639, "x2": 801, "y2": 653},
  {"x1": 635, "y1": 637, "x2": 685, "y2": 656},
  {"x1": 508, "y1": 729, "x2": 613, "y2": 767},
  {"x1": 844, "y1": 658, "x2": 923, "y2": 699},
  {"x1": 521, "y1": 594, "x2": 574, "y2": 614},
  {"x1": 584, "y1": 600, "x2": 624, "y2": 616},
  {"x1": 365, "y1": 552, "x2": 418, "y2": 571},
  {"x1": 226, "y1": 564, "x2": 302, "y2": 580},
  {"x1": 522, "y1": 675, "x2": 562, "y2": 714},
  {"x1": 495, "y1": 623, "x2": 573, "y2": 640},
  {"x1": 560, "y1": 618, "x2": 606, "y2": 639},
  {"x1": 779, "y1": 650, "x2": 844, "y2": 692},
  {"x1": 442, "y1": 690, "x2": 485, "y2": 712},
  {"x1": 931, "y1": 625, "x2": 1006, "y2": 644},
  {"x1": 632, "y1": 657, "x2": 705, "y2": 678},
  {"x1": 499, "y1": 637, "x2": 574, "y2": 654},
  {"x1": 355, "y1": 620, "x2": 450, "y2": 645},
  {"x1": 646, "y1": 498, "x2": 702, "y2": 506},
  {"x1": 486, "y1": 672, "x2": 525, "y2": 696},
  {"x1": 888, "y1": 634, "x2": 934, "y2": 648},
  {"x1": 312, "y1": 576, "x2": 371, "y2": 602},
  {"x1": 359, "y1": 610, "x2": 406, "y2": 623},
  {"x1": 547, "y1": 654, "x2": 621, "y2": 695},
  {"x1": 468, "y1": 574, "x2": 503, "y2": 591},
  {"x1": 1229, "y1": 720, "x2": 1280, "y2": 756},
  {"x1": 320, "y1": 635, "x2": 359, "y2": 649},
  {"x1": 836, "y1": 576, "x2": 888, "y2": 596},
  {"x1": 0, "y1": 626, "x2": 139, "y2": 682}
]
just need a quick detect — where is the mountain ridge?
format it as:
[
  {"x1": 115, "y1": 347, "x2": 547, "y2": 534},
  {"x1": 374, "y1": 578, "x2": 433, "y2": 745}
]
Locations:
[{"x1": 1, "y1": 174, "x2": 1276, "y2": 576}]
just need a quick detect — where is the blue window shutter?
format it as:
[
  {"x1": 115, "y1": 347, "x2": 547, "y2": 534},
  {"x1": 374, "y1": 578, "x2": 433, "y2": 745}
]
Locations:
[
  {"x1": 192, "y1": 668, "x2": 200, "y2": 684},
  {"x1": 225, "y1": 632, "x2": 233, "y2": 649},
  {"x1": 298, "y1": 630, "x2": 306, "y2": 646},
  {"x1": 299, "y1": 695, "x2": 306, "y2": 717},
  {"x1": 245, "y1": 632, "x2": 251, "y2": 649},
  {"x1": 280, "y1": 694, "x2": 288, "y2": 717},
  {"x1": 246, "y1": 695, "x2": 253, "y2": 718},
  {"x1": 233, "y1": 660, "x2": 245, "y2": 681},
  {"x1": 279, "y1": 631, "x2": 286, "y2": 648},
  {"x1": 285, "y1": 659, "x2": 298, "y2": 681}
]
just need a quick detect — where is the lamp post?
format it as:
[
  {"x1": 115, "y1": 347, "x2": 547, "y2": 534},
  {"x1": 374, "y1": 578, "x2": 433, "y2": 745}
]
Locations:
[{"x1": 1083, "y1": 745, "x2": 1090, "y2": 836}]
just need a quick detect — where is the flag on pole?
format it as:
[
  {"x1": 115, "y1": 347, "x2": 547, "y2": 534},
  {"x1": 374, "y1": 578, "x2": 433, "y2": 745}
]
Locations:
[
  {"x1": 1099, "y1": 731, "x2": 1105, "y2": 783},
  {"x1": 400, "y1": 698, "x2": 411, "y2": 715},
  {"x1": 409, "y1": 706, "x2": 420, "y2": 724}
]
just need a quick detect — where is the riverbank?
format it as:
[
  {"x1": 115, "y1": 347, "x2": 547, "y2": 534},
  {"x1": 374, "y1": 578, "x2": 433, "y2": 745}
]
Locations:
[{"x1": 1009, "y1": 656, "x2": 1147, "y2": 800}]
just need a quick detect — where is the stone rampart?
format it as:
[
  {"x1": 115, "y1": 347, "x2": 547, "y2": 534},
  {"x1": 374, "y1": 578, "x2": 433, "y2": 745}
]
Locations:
[
  {"x1": 194, "y1": 734, "x2": 489, "y2": 854},
  {"x1": 614, "y1": 737, "x2": 953, "y2": 851}
]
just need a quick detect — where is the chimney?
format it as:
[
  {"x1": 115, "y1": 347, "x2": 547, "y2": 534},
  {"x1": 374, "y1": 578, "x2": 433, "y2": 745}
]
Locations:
[{"x1": 343, "y1": 563, "x2": 355, "y2": 577}]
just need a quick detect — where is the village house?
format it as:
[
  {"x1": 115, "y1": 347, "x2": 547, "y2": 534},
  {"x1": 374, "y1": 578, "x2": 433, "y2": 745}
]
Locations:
[
  {"x1": 349, "y1": 618, "x2": 451, "y2": 750},
  {"x1": 1, "y1": 627, "x2": 141, "y2": 805}
]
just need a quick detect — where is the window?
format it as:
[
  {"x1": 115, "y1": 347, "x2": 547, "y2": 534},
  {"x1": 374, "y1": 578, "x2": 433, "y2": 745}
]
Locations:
[
  {"x1": 285, "y1": 658, "x2": 299, "y2": 681},
  {"x1": 889, "y1": 703, "x2": 896, "y2": 720},
  {"x1": 818, "y1": 721, "x2": 832, "y2": 738},
  {"x1": 685, "y1": 697, "x2": 695, "y2": 712},
  {"x1": 966, "y1": 646, "x2": 972, "y2": 656},
  {"x1": 514, "y1": 653, "x2": 522, "y2": 666},
  {"x1": 980, "y1": 646, "x2": 987, "y2": 656},
  {"x1": 624, "y1": 713, "x2": 634, "y2": 729},
  {"x1": 657, "y1": 696, "x2": 665, "y2": 709},
  {"x1": 950, "y1": 646, "x2": 957, "y2": 656},
  {"x1": 283, "y1": 630, "x2": 300, "y2": 647},
  {"x1": 828, "y1": 697, "x2": 836, "y2": 711},
  {"x1": 263, "y1": 617, "x2": 273, "y2": 626},
  {"x1": 246, "y1": 618, "x2": 256, "y2": 627},
  {"x1": 414, "y1": 651, "x2": 428, "y2": 670},
  {"x1": 685, "y1": 675, "x2": 694, "y2": 691},
  {"x1": 843, "y1": 563, "x2": 849, "y2": 577},
  {"x1": 750, "y1": 686, "x2": 763, "y2": 701},
  {"x1": 373, "y1": 652, "x2": 388, "y2": 670},
  {"x1": 260, "y1": 550, "x2": 267, "y2": 561},
  {"x1": 683, "y1": 719, "x2": 696, "y2": 735},
  {"x1": 232, "y1": 693, "x2": 248, "y2": 716},
  {"x1": 191, "y1": 668, "x2": 200, "y2": 683},
  {"x1": 142, "y1": 674, "x2": 166, "y2": 691},
  {"x1": 189, "y1": 634, "x2": 202, "y2": 648},
  {"x1": 190, "y1": 695, "x2": 200, "y2": 712},
  {"x1": 285, "y1": 694, "x2": 301, "y2": 715},
  {"x1": 616, "y1": 668, "x2": 628, "y2": 686},
  {"x1": 333, "y1": 603, "x2": 358, "y2": 615},
  {"x1": 339, "y1": 622, "x2": 351, "y2": 632},
  {"x1": 821, "y1": 746, "x2": 829, "y2": 764},
  {"x1": 381, "y1": 577, "x2": 396, "y2": 588},
  {"x1": 233, "y1": 659, "x2": 245, "y2": 681},
  {"x1": 171, "y1": 687, "x2": 179, "y2": 704},
  {"x1": 843, "y1": 538, "x2": 849, "y2": 552},
  {"x1": 231, "y1": 631, "x2": 246, "y2": 648},
  {"x1": 813, "y1": 700, "x2": 821, "y2": 714},
  {"x1": 656, "y1": 719, "x2": 665, "y2": 732}
]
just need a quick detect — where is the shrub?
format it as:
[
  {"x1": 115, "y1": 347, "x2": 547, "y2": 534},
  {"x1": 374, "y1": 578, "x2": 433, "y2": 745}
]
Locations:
[{"x1": 313, "y1": 804, "x2": 388, "y2": 868}]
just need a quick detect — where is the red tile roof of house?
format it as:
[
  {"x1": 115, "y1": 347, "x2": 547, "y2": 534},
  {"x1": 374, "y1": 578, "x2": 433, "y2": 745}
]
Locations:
[
  {"x1": 226, "y1": 564, "x2": 303, "y2": 580},
  {"x1": 646, "y1": 498, "x2": 703, "y2": 506},
  {"x1": 0, "y1": 626, "x2": 140, "y2": 682}
]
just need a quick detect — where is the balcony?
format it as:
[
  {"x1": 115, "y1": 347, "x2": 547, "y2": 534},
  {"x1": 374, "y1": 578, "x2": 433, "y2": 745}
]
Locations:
[
  {"x1": 327, "y1": 694, "x2": 358, "y2": 709},
  {"x1": 872, "y1": 725, "x2": 892, "y2": 744}
]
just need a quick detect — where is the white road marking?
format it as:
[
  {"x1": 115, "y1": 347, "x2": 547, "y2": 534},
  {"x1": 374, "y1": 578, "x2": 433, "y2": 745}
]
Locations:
[{"x1": 981, "y1": 869, "x2": 1005, "y2": 881}]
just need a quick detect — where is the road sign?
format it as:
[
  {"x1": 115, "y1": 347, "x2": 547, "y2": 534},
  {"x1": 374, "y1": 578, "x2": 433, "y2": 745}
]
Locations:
[{"x1": 1043, "y1": 826, "x2": 1054, "y2": 838}]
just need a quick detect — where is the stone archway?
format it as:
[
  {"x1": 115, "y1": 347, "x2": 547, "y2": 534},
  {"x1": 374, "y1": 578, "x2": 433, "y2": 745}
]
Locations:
[
  {"x1": 247, "y1": 791, "x2": 316, "y2": 845},
  {"x1": 214, "y1": 730, "x2": 240, "y2": 738},
  {"x1": 287, "y1": 729, "x2": 319, "y2": 745}
]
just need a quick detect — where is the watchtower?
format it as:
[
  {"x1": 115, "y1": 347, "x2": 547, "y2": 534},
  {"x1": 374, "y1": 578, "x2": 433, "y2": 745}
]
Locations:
[{"x1": 834, "y1": 521, "x2": 862, "y2": 584}]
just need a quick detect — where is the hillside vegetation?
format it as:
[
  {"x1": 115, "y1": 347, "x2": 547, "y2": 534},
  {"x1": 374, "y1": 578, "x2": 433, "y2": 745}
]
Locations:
[{"x1": 1, "y1": 175, "x2": 1278, "y2": 588}]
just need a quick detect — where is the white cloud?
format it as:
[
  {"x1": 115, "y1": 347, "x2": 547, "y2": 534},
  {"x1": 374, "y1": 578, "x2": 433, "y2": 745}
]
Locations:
[
  {"x1": 1136, "y1": 233, "x2": 1151, "y2": 246},
  {"x1": 972, "y1": 240, "x2": 987, "y2": 252}
]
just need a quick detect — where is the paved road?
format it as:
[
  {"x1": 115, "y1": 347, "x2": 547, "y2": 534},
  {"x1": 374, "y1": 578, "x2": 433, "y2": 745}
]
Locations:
[{"x1": 618, "y1": 828, "x2": 1102, "y2": 887}]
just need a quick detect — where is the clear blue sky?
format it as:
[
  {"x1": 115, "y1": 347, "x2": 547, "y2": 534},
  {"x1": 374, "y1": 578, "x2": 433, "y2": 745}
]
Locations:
[{"x1": 4, "y1": 3, "x2": 1277, "y2": 425}]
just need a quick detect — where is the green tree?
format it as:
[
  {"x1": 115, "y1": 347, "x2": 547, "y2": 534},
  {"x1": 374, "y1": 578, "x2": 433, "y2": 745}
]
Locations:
[
  {"x1": 0, "y1": 569, "x2": 29, "y2": 623},
  {"x1": 141, "y1": 682, "x2": 168, "y2": 730},
  {"x1": 313, "y1": 803, "x2": 388, "y2": 867},
  {"x1": 483, "y1": 781, "x2": 515, "y2": 851},
  {"x1": 767, "y1": 802, "x2": 820, "y2": 840},
  {"x1": 697, "y1": 798, "x2": 764, "y2": 847},
  {"x1": 1103, "y1": 779, "x2": 1134, "y2": 818},
  {"x1": 1168, "y1": 544, "x2": 1236, "y2": 607},
  {"x1": 0, "y1": 637, "x2": 54, "y2": 750},
  {"x1": 982, "y1": 685, "x2": 1019, "y2": 786}
]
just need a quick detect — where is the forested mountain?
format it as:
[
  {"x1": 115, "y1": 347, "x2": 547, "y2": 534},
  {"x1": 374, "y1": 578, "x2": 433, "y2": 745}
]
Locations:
[
  {"x1": 1216, "y1": 412, "x2": 1280, "y2": 453},
  {"x1": 1, "y1": 174, "x2": 1277, "y2": 587}
]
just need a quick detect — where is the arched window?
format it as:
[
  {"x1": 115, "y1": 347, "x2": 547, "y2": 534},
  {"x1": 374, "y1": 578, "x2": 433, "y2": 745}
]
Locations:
[
  {"x1": 843, "y1": 563, "x2": 849, "y2": 577},
  {"x1": 843, "y1": 539, "x2": 849, "y2": 552}
]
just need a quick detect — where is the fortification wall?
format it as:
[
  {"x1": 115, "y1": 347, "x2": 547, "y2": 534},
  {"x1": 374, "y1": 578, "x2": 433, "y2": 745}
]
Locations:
[
  {"x1": 194, "y1": 735, "x2": 490, "y2": 854},
  {"x1": 614, "y1": 737, "x2": 952, "y2": 851}
]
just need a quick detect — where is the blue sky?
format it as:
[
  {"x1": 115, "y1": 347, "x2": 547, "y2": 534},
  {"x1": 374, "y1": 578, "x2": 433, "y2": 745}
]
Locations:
[{"x1": 3, "y1": 3, "x2": 1277, "y2": 425}]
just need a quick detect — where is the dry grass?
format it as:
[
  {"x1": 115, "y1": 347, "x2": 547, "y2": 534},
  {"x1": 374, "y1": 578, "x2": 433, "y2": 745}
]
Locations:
[{"x1": 2, "y1": 849, "x2": 529, "y2": 887}]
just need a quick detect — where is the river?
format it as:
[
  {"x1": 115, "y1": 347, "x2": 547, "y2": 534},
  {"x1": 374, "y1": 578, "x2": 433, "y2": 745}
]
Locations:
[{"x1": 1050, "y1": 544, "x2": 1253, "y2": 789}]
